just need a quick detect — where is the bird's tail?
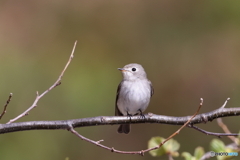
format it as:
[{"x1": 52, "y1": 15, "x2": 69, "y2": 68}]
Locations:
[{"x1": 118, "y1": 124, "x2": 130, "y2": 134}]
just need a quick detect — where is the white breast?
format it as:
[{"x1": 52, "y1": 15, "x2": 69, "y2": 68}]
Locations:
[{"x1": 117, "y1": 80, "x2": 151, "y2": 115}]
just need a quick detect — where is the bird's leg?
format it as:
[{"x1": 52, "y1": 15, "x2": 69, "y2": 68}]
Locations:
[
  {"x1": 138, "y1": 109, "x2": 145, "y2": 119},
  {"x1": 127, "y1": 111, "x2": 132, "y2": 122}
]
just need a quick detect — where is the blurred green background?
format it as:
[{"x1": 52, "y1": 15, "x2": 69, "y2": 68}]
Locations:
[{"x1": 0, "y1": 1, "x2": 240, "y2": 160}]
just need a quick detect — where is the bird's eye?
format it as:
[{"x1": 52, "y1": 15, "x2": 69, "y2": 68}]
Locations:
[{"x1": 132, "y1": 68, "x2": 136, "y2": 71}]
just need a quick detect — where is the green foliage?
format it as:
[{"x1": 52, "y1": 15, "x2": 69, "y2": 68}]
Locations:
[
  {"x1": 210, "y1": 139, "x2": 226, "y2": 153},
  {"x1": 210, "y1": 139, "x2": 238, "y2": 160},
  {"x1": 148, "y1": 133, "x2": 240, "y2": 160},
  {"x1": 182, "y1": 147, "x2": 205, "y2": 160},
  {"x1": 148, "y1": 137, "x2": 180, "y2": 157}
]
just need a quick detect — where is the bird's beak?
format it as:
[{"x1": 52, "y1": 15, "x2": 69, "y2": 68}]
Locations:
[
  {"x1": 118, "y1": 68, "x2": 130, "y2": 73},
  {"x1": 118, "y1": 68, "x2": 126, "y2": 72}
]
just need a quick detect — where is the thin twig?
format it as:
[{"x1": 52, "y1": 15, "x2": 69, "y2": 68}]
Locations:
[
  {"x1": 7, "y1": 41, "x2": 77, "y2": 124},
  {"x1": 217, "y1": 118, "x2": 239, "y2": 143},
  {"x1": 168, "y1": 154, "x2": 174, "y2": 160},
  {"x1": 188, "y1": 98, "x2": 239, "y2": 137},
  {"x1": 0, "y1": 93, "x2": 13, "y2": 120},
  {"x1": 69, "y1": 126, "x2": 149, "y2": 155},
  {"x1": 142, "y1": 98, "x2": 203, "y2": 154},
  {"x1": 69, "y1": 98, "x2": 203, "y2": 156},
  {"x1": 189, "y1": 124, "x2": 239, "y2": 137},
  {"x1": 217, "y1": 98, "x2": 236, "y2": 141},
  {"x1": 220, "y1": 97, "x2": 230, "y2": 109}
]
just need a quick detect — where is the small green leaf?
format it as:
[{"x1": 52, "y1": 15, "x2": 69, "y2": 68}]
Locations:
[
  {"x1": 148, "y1": 137, "x2": 180, "y2": 157},
  {"x1": 148, "y1": 137, "x2": 166, "y2": 157},
  {"x1": 165, "y1": 139, "x2": 180, "y2": 152},
  {"x1": 164, "y1": 139, "x2": 180, "y2": 157},
  {"x1": 210, "y1": 139, "x2": 225, "y2": 152},
  {"x1": 194, "y1": 147, "x2": 205, "y2": 159},
  {"x1": 182, "y1": 152, "x2": 193, "y2": 160},
  {"x1": 210, "y1": 139, "x2": 233, "y2": 160}
]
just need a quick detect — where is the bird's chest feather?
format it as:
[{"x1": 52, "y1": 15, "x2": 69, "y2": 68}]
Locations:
[
  {"x1": 120, "y1": 81, "x2": 150, "y2": 102},
  {"x1": 118, "y1": 80, "x2": 151, "y2": 115}
]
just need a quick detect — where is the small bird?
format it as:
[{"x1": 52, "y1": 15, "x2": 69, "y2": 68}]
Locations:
[{"x1": 115, "y1": 63, "x2": 153, "y2": 134}]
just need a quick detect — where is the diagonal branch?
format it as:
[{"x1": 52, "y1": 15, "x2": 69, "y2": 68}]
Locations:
[
  {"x1": 142, "y1": 98, "x2": 203, "y2": 154},
  {"x1": 69, "y1": 126, "x2": 142, "y2": 155},
  {"x1": 0, "y1": 93, "x2": 13, "y2": 120},
  {"x1": 188, "y1": 97, "x2": 239, "y2": 137},
  {"x1": 6, "y1": 41, "x2": 77, "y2": 124},
  {"x1": 69, "y1": 98, "x2": 203, "y2": 155},
  {"x1": 217, "y1": 118, "x2": 239, "y2": 144}
]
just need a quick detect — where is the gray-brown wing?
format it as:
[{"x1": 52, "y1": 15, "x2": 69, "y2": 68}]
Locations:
[
  {"x1": 115, "y1": 81, "x2": 123, "y2": 116},
  {"x1": 150, "y1": 80, "x2": 154, "y2": 97}
]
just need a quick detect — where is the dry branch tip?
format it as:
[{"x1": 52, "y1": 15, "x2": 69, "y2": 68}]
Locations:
[
  {"x1": 6, "y1": 42, "x2": 77, "y2": 124},
  {"x1": 0, "y1": 93, "x2": 13, "y2": 120}
]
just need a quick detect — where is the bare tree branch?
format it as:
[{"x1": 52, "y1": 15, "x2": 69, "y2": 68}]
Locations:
[
  {"x1": 188, "y1": 125, "x2": 239, "y2": 137},
  {"x1": 187, "y1": 97, "x2": 239, "y2": 137},
  {"x1": 220, "y1": 97, "x2": 230, "y2": 109},
  {"x1": 0, "y1": 93, "x2": 13, "y2": 120},
  {"x1": 0, "y1": 106, "x2": 239, "y2": 135},
  {"x1": 217, "y1": 118, "x2": 239, "y2": 143},
  {"x1": 216, "y1": 97, "x2": 237, "y2": 142},
  {"x1": 142, "y1": 98, "x2": 203, "y2": 155},
  {"x1": 199, "y1": 98, "x2": 239, "y2": 160},
  {"x1": 6, "y1": 41, "x2": 77, "y2": 124},
  {"x1": 68, "y1": 99, "x2": 202, "y2": 156}
]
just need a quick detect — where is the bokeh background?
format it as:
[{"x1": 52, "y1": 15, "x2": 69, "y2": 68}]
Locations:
[{"x1": 0, "y1": 1, "x2": 240, "y2": 160}]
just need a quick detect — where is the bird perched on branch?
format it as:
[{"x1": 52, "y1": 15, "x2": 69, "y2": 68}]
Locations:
[{"x1": 115, "y1": 63, "x2": 153, "y2": 134}]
